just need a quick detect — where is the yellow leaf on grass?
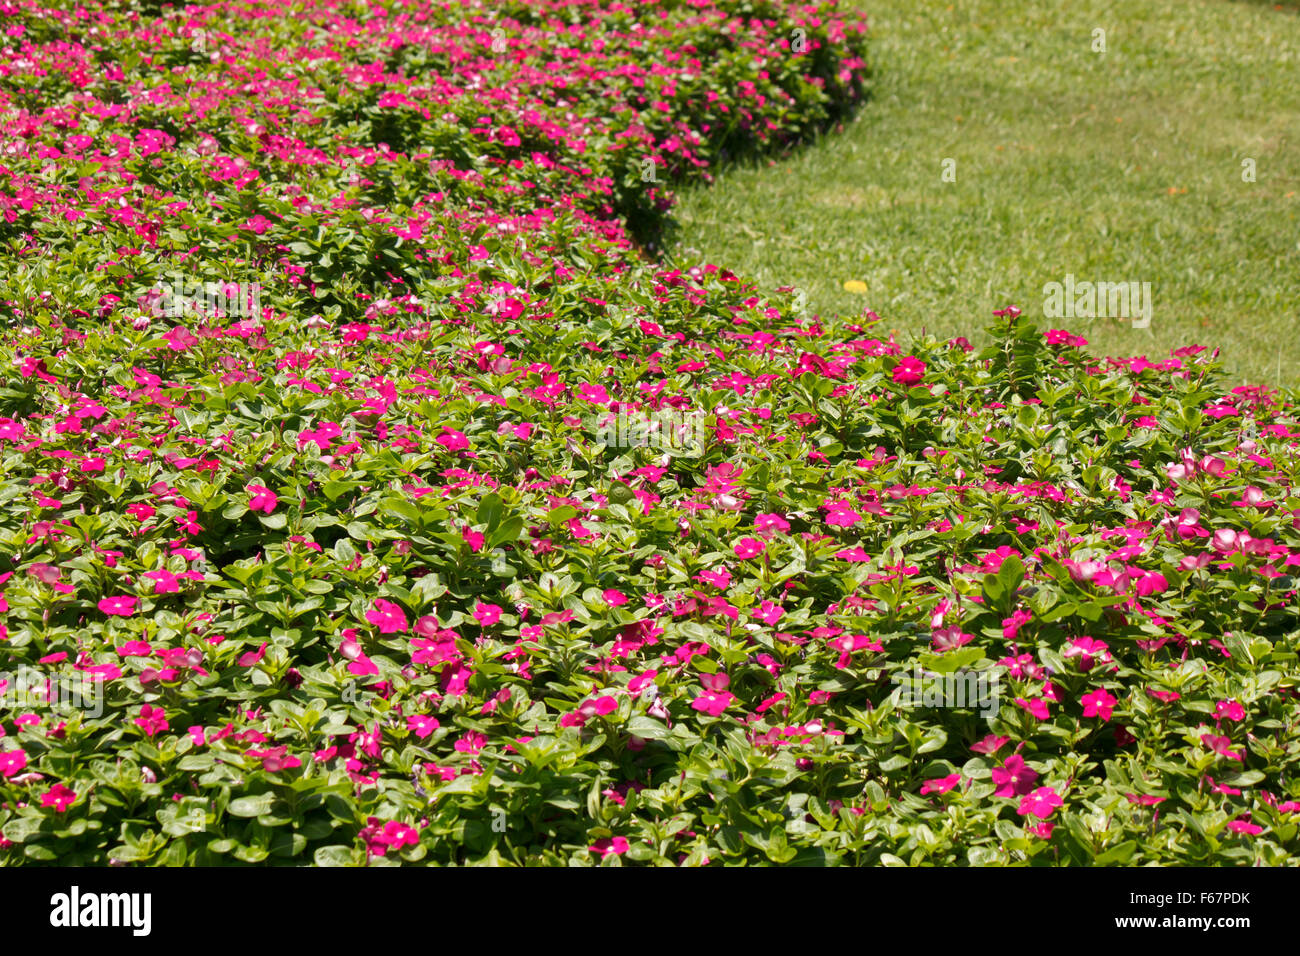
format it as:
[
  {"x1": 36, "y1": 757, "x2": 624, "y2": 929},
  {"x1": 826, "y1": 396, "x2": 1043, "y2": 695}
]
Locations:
[{"x1": 842, "y1": 280, "x2": 868, "y2": 294}]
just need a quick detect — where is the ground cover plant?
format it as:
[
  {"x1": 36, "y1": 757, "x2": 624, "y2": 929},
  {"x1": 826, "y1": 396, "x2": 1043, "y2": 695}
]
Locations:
[{"x1": 0, "y1": 0, "x2": 1298, "y2": 867}]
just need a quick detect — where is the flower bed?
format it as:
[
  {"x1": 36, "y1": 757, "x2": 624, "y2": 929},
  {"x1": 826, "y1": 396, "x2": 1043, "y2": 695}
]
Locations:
[{"x1": 1, "y1": 0, "x2": 1298, "y2": 867}]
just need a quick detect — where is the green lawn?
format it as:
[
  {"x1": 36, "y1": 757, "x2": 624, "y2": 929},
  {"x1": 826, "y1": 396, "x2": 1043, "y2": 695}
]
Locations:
[{"x1": 668, "y1": 0, "x2": 1300, "y2": 386}]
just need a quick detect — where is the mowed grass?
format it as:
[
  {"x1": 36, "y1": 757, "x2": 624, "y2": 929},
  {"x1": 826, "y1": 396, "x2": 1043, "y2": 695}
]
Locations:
[{"x1": 668, "y1": 0, "x2": 1300, "y2": 386}]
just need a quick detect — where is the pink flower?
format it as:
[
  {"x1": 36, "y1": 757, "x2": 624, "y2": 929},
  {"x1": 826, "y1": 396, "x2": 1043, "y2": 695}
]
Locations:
[
  {"x1": 162, "y1": 326, "x2": 198, "y2": 351},
  {"x1": 690, "y1": 691, "x2": 736, "y2": 717},
  {"x1": 991, "y1": 755, "x2": 1039, "y2": 797},
  {"x1": 696, "y1": 567, "x2": 731, "y2": 588},
  {"x1": 824, "y1": 506, "x2": 861, "y2": 527},
  {"x1": 98, "y1": 596, "x2": 137, "y2": 617},
  {"x1": 41, "y1": 783, "x2": 77, "y2": 812},
  {"x1": 1201, "y1": 733, "x2": 1243, "y2": 761},
  {"x1": 931, "y1": 626, "x2": 973, "y2": 652},
  {"x1": 493, "y1": 126, "x2": 522, "y2": 148},
  {"x1": 461, "y1": 525, "x2": 485, "y2": 552},
  {"x1": 1126, "y1": 793, "x2": 1166, "y2": 806},
  {"x1": 733, "y1": 537, "x2": 766, "y2": 559},
  {"x1": 1001, "y1": 608, "x2": 1032, "y2": 640},
  {"x1": 1016, "y1": 697, "x2": 1050, "y2": 720},
  {"x1": 602, "y1": 589, "x2": 628, "y2": 606},
  {"x1": 1214, "y1": 700, "x2": 1246, "y2": 722},
  {"x1": 437, "y1": 429, "x2": 469, "y2": 452},
  {"x1": 366, "y1": 599, "x2": 409, "y2": 634},
  {"x1": 892, "y1": 356, "x2": 927, "y2": 387},
  {"x1": 143, "y1": 569, "x2": 180, "y2": 594},
  {"x1": 971, "y1": 734, "x2": 1010, "y2": 756},
  {"x1": 360, "y1": 817, "x2": 420, "y2": 856},
  {"x1": 473, "y1": 603, "x2": 502, "y2": 626},
  {"x1": 754, "y1": 513, "x2": 791, "y2": 535},
  {"x1": 247, "y1": 483, "x2": 279, "y2": 514},
  {"x1": 407, "y1": 715, "x2": 440, "y2": 739},
  {"x1": 248, "y1": 746, "x2": 301, "y2": 773},
  {"x1": 0, "y1": 749, "x2": 28, "y2": 778},
  {"x1": 1133, "y1": 571, "x2": 1168, "y2": 596},
  {"x1": 237, "y1": 642, "x2": 268, "y2": 667},
  {"x1": 589, "y1": 836, "x2": 629, "y2": 859},
  {"x1": 1081, "y1": 688, "x2": 1117, "y2": 722},
  {"x1": 1017, "y1": 786, "x2": 1063, "y2": 819},
  {"x1": 455, "y1": 731, "x2": 487, "y2": 754},
  {"x1": 1226, "y1": 820, "x2": 1263, "y2": 836},
  {"x1": 921, "y1": 774, "x2": 961, "y2": 795},
  {"x1": 135, "y1": 704, "x2": 169, "y2": 737},
  {"x1": 578, "y1": 696, "x2": 618, "y2": 720}
]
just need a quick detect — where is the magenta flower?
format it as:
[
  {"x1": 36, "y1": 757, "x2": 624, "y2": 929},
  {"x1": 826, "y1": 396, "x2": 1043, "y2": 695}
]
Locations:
[
  {"x1": 824, "y1": 506, "x2": 861, "y2": 527},
  {"x1": 162, "y1": 326, "x2": 198, "y2": 351},
  {"x1": 437, "y1": 429, "x2": 469, "y2": 452},
  {"x1": 971, "y1": 734, "x2": 1010, "y2": 756},
  {"x1": 1226, "y1": 820, "x2": 1263, "y2": 836},
  {"x1": 1133, "y1": 571, "x2": 1168, "y2": 596},
  {"x1": 0, "y1": 749, "x2": 29, "y2": 778},
  {"x1": 473, "y1": 603, "x2": 502, "y2": 626},
  {"x1": 991, "y1": 755, "x2": 1039, "y2": 797},
  {"x1": 696, "y1": 567, "x2": 731, "y2": 588},
  {"x1": 931, "y1": 626, "x2": 973, "y2": 652},
  {"x1": 733, "y1": 537, "x2": 766, "y2": 559},
  {"x1": 578, "y1": 696, "x2": 618, "y2": 720},
  {"x1": 602, "y1": 589, "x2": 628, "y2": 606},
  {"x1": 577, "y1": 383, "x2": 609, "y2": 403},
  {"x1": 1201, "y1": 733, "x2": 1243, "y2": 761},
  {"x1": 1214, "y1": 700, "x2": 1246, "y2": 722},
  {"x1": 360, "y1": 817, "x2": 420, "y2": 857},
  {"x1": 247, "y1": 483, "x2": 279, "y2": 514},
  {"x1": 921, "y1": 774, "x2": 961, "y2": 795},
  {"x1": 493, "y1": 125, "x2": 522, "y2": 148},
  {"x1": 366, "y1": 599, "x2": 409, "y2": 634},
  {"x1": 1126, "y1": 793, "x2": 1166, "y2": 806},
  {"x1": 690, "y1": 691, "x2": 737, "y2": 717},
  {"x1": 98, "y1": 596, "x2": 137, "y2": 617},
  {"x1": 454, "y1": 731, "x2": 487, "y2": 754},
  {"x1": 41, "y1": 783, "x2": 77, "y2": 812},
  {"x1": 237, "y1": 642, "x2": 268, "y2": 667},
  {"x1": 143, "y1": 569, "x2": 180, "y2": 594},
  {"x1": 1016, "y1": 697, "x2": 1050, "y2": 720},
  {"x1": 135, "y1": 704, "x2": 169, "y2": 737},
  {"x1": 1017, "y1": 786, "x2": 1063, "y2": 819},
  {"x1": 892, "y1": 356, "x2": 926, "y2": 386},
  {"x1": 589, "y1": 836, "x2": 629, "y2": 859},
  {"x1": 246, "y1": 747, "x2": 301, "y2": 773},
  {"x1": 407, "y1": 715, "x2": 440, "y2": 739},
  {"x1": 754, "y1": 513, "x2": 791, "y2": 535},
  {"x1": 1081, "y1": 688, "x2": 1117, "y2": 722}
]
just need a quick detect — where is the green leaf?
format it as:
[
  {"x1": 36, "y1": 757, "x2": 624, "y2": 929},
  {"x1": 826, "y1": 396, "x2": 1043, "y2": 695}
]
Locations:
[{"x1": 228, "y1": 793, "x2": 277, "y2": 818}]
